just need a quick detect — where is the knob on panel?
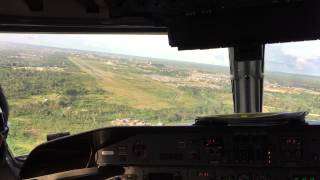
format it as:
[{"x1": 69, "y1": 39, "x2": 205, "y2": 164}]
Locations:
[
  {"x1": 238, "y1": 175, "x2": 268, "y2": 180},
  {"x1": 238, "y1": 175, "x2": 250, "y2": 180},
  {"x1": 256, "y1": 176, "x2": 268, "y2": 180},
  {"x1": 132, "y1": 141, "x2": 146, "y2": 158}
]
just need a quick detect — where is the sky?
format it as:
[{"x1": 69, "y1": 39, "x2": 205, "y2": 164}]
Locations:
[{"x1": 0, "y1": 33, "x2": 319, "y2": 75}]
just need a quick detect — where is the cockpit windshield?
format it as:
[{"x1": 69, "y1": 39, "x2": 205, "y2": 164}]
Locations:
[
  {"x1": 0, "y1": 34, "x2": 318, "y2": 156},
  {"x1": 264, "y1": 41, "x2": 320, "y2": 120}
]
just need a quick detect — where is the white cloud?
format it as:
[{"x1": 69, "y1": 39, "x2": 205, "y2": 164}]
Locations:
[{"x1": 272, "y1": 40, "x2": 320, "y2": 60}]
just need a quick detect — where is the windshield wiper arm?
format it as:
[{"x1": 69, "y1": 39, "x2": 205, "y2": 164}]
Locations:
[{"x1": 194, "y1": 112, "x2": 308, "y2": 127}]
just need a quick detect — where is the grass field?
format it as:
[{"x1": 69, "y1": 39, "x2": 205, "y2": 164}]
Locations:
[{"x1": 0, "y1": 43, "x2": 319, "y2": 155}]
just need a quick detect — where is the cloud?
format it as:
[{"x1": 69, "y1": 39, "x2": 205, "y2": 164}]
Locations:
[
  {"x1": 266, "y1": 42, "x2": 320, "y2": 76},
  {"x1": 279, "y1": 40, "x2": 320, "y2": 60}
]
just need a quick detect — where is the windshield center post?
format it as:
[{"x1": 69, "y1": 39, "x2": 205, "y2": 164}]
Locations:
[{"x1": 229, "y1": 44, "x2": 265, "y2": 113}]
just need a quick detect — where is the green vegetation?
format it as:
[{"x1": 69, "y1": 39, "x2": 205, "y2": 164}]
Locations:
[{"x1": 0, "y1": 43, "x2": 319, "y2": 156}]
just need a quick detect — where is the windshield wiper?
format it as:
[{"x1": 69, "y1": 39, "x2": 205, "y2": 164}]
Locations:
[{"x1": 194, "y1": 112, "x2": 308, "y2": 126}]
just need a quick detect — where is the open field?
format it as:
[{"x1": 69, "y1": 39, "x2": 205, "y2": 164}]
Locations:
[{"x1": 0, "y1": 42, "x2": 319, "y2": 155}]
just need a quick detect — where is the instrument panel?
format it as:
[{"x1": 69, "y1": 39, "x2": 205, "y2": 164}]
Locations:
[
  {"x1": 20, "y1": 125, "x2": 320, "y2": 180},
  {"x1": 95, "y1": 126, "x2": 320, "y2": 180}
]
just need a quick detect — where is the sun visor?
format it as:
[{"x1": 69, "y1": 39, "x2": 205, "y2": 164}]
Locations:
[{"x1": 168, "y1": 0, "x2": 320, "y2": 50}]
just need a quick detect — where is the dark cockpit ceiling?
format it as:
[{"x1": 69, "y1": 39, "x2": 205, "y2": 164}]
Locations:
[{"x1": 0, "y1": 0, "x2": 319, "y2": 50}]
